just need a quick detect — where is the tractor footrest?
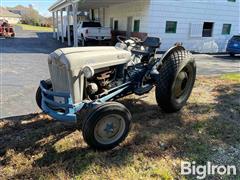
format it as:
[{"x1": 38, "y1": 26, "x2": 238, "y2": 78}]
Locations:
[{"x1": 134, "y1": 84, "x2": 153, "y2": 95}]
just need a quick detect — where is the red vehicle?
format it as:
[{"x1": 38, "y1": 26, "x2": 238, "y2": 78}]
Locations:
[{"x1": 0, "y1": 20, "x2": 15, "y2": 38}]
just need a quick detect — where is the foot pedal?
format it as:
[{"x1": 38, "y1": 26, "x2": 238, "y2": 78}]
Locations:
[{"x1": 134, "y1": 84, "x2": 153, "y2": 95}]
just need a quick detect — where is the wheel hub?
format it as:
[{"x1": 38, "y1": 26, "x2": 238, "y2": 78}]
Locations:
[
  {"x1": 94, "y1": 114, "x2": 125, "y2": 145},
  {"x1": 174, "y1": 71, "x2": 189, "y2": 98},
  {"x1": 104, "y1": 123, "x2": 114, "y2": 133}
]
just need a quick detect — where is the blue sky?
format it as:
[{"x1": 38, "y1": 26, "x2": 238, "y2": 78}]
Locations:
[{"x1": 1, "y1": 0, "x2": 55, "y2": 17}]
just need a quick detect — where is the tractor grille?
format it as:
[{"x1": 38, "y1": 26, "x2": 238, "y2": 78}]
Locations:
[
  {"x1": 48, "y1": 58, "x2": 69, "y2": 93},
  {"x1": 48, "y1": 55, "x2": 70, "y2": 104},
  {"x1": 48, "y1": 54, "x2": 84, "y2": 104}
]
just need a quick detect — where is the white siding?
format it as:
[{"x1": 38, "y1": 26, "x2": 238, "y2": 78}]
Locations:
[
  {"x1": 103, "y1": 0, "x2": 239, "y2": 52},
  {"x1": 0, "y1": 17, "x2": 20, "y2": 24},
  {"x1": 104, "y1": 1, "x2": 150, "y2": 32},
  {"x1": 147, "y1": 0, "x2": 240, "y2": 52}
]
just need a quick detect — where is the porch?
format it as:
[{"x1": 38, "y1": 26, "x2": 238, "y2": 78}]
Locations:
[{"x1": 48, "y1": 0, "x2": 148, "y2": 47}]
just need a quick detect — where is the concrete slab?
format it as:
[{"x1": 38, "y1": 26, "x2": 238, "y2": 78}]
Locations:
[
  {"x1": 0, "y1": 26, "x2": 66, "y2": 118},
  {"x1": 194, "y1": 54, "x2": 239, "y2": 75}
]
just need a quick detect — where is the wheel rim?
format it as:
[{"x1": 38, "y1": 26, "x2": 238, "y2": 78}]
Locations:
[
  {"x1": 173, "y1": 65, "x2": 193, "y2": 101},
  {"x1": 94, "y1": 114, "x2": 126, "y2": 145}
]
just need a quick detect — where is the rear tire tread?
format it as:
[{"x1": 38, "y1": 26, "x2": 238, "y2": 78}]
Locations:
[{"x1": 155, "y1": 49, "x2": 196, "y2": 113}]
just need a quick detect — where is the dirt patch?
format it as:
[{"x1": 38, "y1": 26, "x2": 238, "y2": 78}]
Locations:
[{"x1": 0, "y1": 76, "x2": 239, "y2": 179}]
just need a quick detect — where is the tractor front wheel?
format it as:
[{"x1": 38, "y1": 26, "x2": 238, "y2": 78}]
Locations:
[
  {"x1": 82, "y1": 102, "x2": 132, "y2": 150},
  {"x1": 35, "y1": 79, "x2": 52, "y2": 110}
]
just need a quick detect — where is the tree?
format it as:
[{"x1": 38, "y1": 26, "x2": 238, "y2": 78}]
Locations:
[
  {"x1": 7, "y1": 4, "x2": 49, "y2": 26},
  {"x1": 21, "y1": 5, "x2": 40, "y2": 25}
]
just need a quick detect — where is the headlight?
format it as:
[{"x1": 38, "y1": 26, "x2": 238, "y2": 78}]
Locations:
[{"x1": 82, "y1": 66, "x2": 94, "y2": 79}]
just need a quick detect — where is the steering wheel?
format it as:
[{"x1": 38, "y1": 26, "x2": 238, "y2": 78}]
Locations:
[
  {"x1": 117, "y1": 35, "x2": 127, "y2": 43},
  {"x1": 130, "y1": 37, "x2": 142, "y2": 44}
]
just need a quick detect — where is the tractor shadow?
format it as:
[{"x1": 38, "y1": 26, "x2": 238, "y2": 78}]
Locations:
[{"x1": 1, "y1": 82, "x2": 240, "y2": 178}]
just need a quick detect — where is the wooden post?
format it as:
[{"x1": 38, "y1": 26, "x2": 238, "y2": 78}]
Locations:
[
  {"x1": 61, "y1": 9, "x2": 64, "y2": 43},
  {"x1": 52, "y1": 12, "x2": 56, "y2": 38},
  {"x1": 67, "y1": 6, "x2": 71, "y2": 46},
  {"x1": 73, "y1": 3, "x2": 78, "y2": 47}
]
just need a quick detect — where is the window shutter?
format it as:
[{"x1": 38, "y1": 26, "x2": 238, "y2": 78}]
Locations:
[{"x1": 190, "y1": 23, "x2": 202, "y2": 38}]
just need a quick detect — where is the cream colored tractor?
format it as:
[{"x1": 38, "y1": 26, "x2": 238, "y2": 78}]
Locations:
[{"x1": 36, "y1": 36, "x2": 196, "y2": 150}]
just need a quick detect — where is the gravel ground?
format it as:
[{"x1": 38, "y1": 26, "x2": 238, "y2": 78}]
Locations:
[{"x1": 0, "y1": 27, "x2": 239, "y2": 118}]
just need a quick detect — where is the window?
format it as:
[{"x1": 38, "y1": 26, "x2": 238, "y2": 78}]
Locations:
[
  {"x1": 114, "y1": 20, "x2": 118, "y2": 30},
  {"x1": 165, "y1": 21, "x2": 177, "y2": 33},
  {"x1": 133, "y1": 20, "x2": 140, "y2": 32},
  {"x1": 202, "y1": 22, "x2": 214, "y2": 37},
  {"x1": 222, "y1": 24, "x2": 231, "y2": 35}
]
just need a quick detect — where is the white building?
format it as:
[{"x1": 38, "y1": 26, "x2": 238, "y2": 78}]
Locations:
[
  {"x1": 0, "y1": 7, "x2": 21, "y2": 24},
  {"x1": 49, "y1": 0, "x2": 240, "y2": 53}
]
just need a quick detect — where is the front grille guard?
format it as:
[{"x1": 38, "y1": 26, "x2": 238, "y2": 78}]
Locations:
[
  {"x1": 40, "y1": 80, "x2": 131, "y2": 122},
  {"x1": 40, "y1": 80, "x2": 84, "y2": 122}
]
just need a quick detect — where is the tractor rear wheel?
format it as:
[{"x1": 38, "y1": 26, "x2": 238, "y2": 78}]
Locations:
[{"x1": 155, "y1": 48, "x2": 196, "y2": 113}]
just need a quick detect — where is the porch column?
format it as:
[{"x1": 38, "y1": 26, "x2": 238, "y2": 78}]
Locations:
[
  {"x1": 88, "y1": 9, "x2": 91, "y2": 20},
  {"x1": 97, "y1": 8, "x2": 100, "y2": 21},
  {"x1": 73, "y1": 2, "x2": 78, "y2": 47},
  {"x1": 52, "y1": 12, "x2": 56, "y2": 38},
  {"x1": 60, "y1": 9, "x2": 64, "y2": 43},
  {"x1": 56, "y1": 10, "x2": 60, "y2": 41},
  {"x1": 102, "y1": 8, "x2": 105, "y2": 26},
  {"x1": 67, "y1": 6, "x2": 71, "y2": 46}
]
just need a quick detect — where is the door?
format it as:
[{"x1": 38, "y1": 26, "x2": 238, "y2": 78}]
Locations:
[
  {"x1": 114, "y1": 20, "x2": 119, "y2": 31},
  {"x1": 127, "y1": 16, "x2": 133, "y2": 38}
]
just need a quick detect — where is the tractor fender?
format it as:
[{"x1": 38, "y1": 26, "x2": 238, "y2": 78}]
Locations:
[{"x1": 151, "y1": 45, "x2": 186, "y2": 72}]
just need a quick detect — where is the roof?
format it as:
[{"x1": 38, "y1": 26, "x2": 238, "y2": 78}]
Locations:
[
  {"x1": 49, "y1": 0, "x2": 138, "y2": 11},
  {"x1": 0, "y1": 7, "x2": 21, "y2": 18},
  {"x1": 7, "y1": 6, "x2": 27, "y2": 15},
  {"x1": 49, "y1": 0, "x2": 73, "y2": 11}
]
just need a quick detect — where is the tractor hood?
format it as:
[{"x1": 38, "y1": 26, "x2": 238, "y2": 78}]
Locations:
[
  {"x1": 47, "y1": 46, "x2": 131, "y2": 104},
  {"x1": 48, "y1": 46, "x2": 131, "y2": 71}
]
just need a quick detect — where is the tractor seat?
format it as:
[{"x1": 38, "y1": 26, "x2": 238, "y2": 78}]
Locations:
[
  {"x1": 131, "y1": 49, "x2": 150, "y2": 57},
  {"x1": 143, "y1": 37, "x2": 161, "y2": 49}
]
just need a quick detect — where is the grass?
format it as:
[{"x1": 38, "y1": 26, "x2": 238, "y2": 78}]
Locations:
[
  {"x1": 16, "y1": 24, "x2": 53, "y2": 32},
  {"x1": 0, "y1": 75, "x2": 240, "y2": 179},
  {"x1": 221, "y1": 73, "x2": 240, "y2": 81}
]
